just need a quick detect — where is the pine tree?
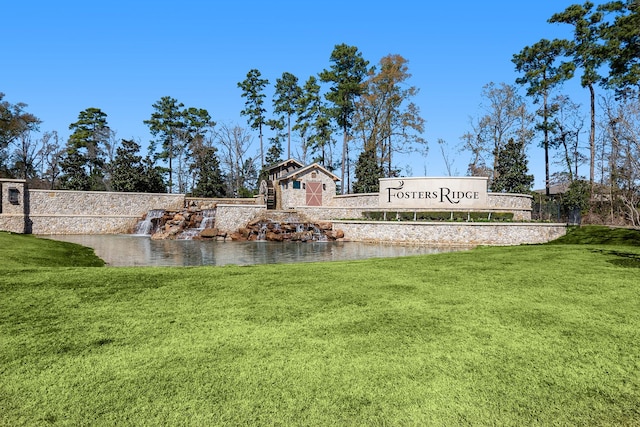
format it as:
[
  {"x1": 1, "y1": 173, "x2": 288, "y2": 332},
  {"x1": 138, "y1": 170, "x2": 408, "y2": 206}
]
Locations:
[
  {"x1": 238, "y1": 69, "x2": 269, "y2": 168},
  {"x1": 61, "y1": 107, "x2": 110, "y2": 190},
  {"x1": 111, "y1": 139, "x2": 145, "y2": 192},
  {"x1": 490, "y1": 138, "x2": 533, "y2": 193},
  {"x1": 140, "y1": 156, "x2": 167, "y2": 193},
  {"x1": 319, "y1": 44, "x2": 369, "y2": 193},
  {"x1": 353, "y1": 144, "x2": 383, "y2": 193},
  {"x1": 144, "y1": 96, "x2": 185, "y2": 193},
  {"x1": 58, "y1": 148, "x2": 90, "y2": 190},
  {"x1": 191, "y1": 146, "x2": 226, "y2": 198}
]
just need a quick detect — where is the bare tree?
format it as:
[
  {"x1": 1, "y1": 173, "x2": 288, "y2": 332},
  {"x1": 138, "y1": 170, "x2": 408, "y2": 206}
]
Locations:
[
  {"x1": 216, "y1": 124, "x2": 256, "y2": 196},
  {"x1": 549, "y1": 95, "x2": 586, "y2": 182},
  {"x1": 353, "y1": 54, "x2": 426, "y2": 178},
  {"x1": 40, "y1": 131, "x2": 64, "y2": 189},
  {"x1": 437, "y1": 138, "x2": 456, "y2": 176},
  {"x1": 602, "y1": 95, "x2": 640, "y2": 226},
  {"x1": 461, "y1": 83, "x2": 533, "y2": 183},
  {"x1": 9, "y1": 131, "x2": 41, "y2": 181}
]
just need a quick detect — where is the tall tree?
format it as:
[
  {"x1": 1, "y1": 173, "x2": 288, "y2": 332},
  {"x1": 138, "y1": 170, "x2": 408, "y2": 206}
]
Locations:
[
  {"x1": 461, "y1": 83, "x2": 533, "y2": 185},
  {"x1": 178, "y1": 107, "x2": 215, "y2": 193},
  {"x1": 513, "y1": 38, "x2": 575, "y2": 196},
  {"x1": 295, "y1": 76, "x2": 334, "y2": 167},
  {"x1": 111, "y1": 139, "x2": 146, "y2": 192},
  {"x1": 144, "y1": 96, "x2": 185, "y2": 193},
  {"x1": 549, "y1": 1, "x2": 606, "y2": 197},
  {"x1": 273, "y1": 72, "x2": 301, "y2": 159},
  {"x1": 9, "y1": 131, "x2": 41, "y2": 182},
  {"x1": 353, "y1": 141, "x2": 384, "y2": 193},
  {"x1": 265, "y1": 118, "x2": 285, "y2": 166},
  {"x1": 190, "y1": 136, "x2": 226, "y2": 198},
  {"x1": 140, "y1": 155, "x2": 167, "y2": 194},
  {"x1": 549, "y1": 94, "x2": 586, "y2": 182},
  {"x1": 40, "y1": 131, "x2": 64, "y2": 189},
  {"x1": 238, "y1": 69, "x2": 269, "y2": 168},
  {"x1": 601, "y1": 95, "x2": 640, "y2": 225},
  {"x1": 319, "y1": 44, "x2": 369, "y2": 193},
  {"x1": 59, "y1": 148, "x2": 90, "y2": 190},
  {"x1": 216, "y1": 124, "x2": 255, "y2": 197},
  {"x1": 354, "y1": 54, "x2": 426, "y2": 177},
  {"x1": 61, "y1": 107, "x2": 110, "y2": 190},
  {"x1": 0, "y1": 93, "x2": 41, "y2": 177},
  {"x1": 491, "y1": 137, "x2": 534, "y2": 194},
  {"x1": 599, "y1": 0, "x2": 640, "y2": 93}
]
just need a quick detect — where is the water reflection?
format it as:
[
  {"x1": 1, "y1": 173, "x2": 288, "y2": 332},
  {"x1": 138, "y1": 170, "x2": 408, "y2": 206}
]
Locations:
[{"x1": 41, "y1": 234, "x2": 469, "y2": 267}]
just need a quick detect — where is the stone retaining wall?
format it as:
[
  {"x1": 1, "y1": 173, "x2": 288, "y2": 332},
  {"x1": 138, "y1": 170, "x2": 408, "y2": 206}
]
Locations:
[
  {"x1": 333, "y1": 220, "x2": 566, "y2": 246},
  {"x1": 329, "y1": 193, "x2": 378, "y2": 208},
  {"x1": 1, "y1": 179, "x2": 553, "y2": 245},
  {"x1": 0, "y1": 215, "x2": 26, "y2": 234},
  {"x1": 27, "y1": 189, "x2": 185, "y2": 234},
  {"x1": 185, "y1": 196, "x2": 262, "y2": 209},
  {"x1": 487, "y1": 193, "x2": 532, "y2": 220},
  {"x1": 214, "y1": 204, "x2": 267, "y2": 234}
]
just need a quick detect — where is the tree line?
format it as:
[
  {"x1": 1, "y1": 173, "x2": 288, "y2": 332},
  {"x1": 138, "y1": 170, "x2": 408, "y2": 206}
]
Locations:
[
  {"x1": 0, "y1": 44, "x2": 425, "y2": 198},
  {"x1": 1, "y1": 1, "x2": 638, "y2": 224},
  {"x1": 460, "y1": 0, "x2": 639, "y2": 225}
]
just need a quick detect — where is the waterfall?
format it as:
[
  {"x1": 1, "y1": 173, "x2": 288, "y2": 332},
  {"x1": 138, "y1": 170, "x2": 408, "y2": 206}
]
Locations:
[
  {"x1": 312, "y1": 225, "x2": 328, "y2": 242},
  {"x1": 199, "y1": 209, "x2": 216, "y2": 230},
  {"x1": 134, "y1": 209, "x2": 165, "y2": 235},
  {"x1": 257, "y1": 222, "x2": 268, "y2": 241}
]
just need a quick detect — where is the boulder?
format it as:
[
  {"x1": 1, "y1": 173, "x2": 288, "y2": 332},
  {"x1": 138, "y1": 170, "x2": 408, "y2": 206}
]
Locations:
[
  {"x1": 200, "y1": 228, "x2": 218, "y2": 238},
  {"x1": 326, "y1": 229, "x2": 345, "y2": 239},
  {"x1": 317, "y1": 221, "x2": 333, "y2": 230},
  {"x1": 266, "y1": 231, "x2": 284, "y2": 241},
  {"x1": 229, "y1": 232, "x2": 245, "y2": 241}
]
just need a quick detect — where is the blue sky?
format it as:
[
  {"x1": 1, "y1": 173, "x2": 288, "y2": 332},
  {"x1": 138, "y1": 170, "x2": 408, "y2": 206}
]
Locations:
[{"x1": 3, "y1": 1, "x2": 591, "y2": 189}]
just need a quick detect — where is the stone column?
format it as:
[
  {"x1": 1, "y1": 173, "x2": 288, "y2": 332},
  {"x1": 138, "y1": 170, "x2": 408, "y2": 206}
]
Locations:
[{"x1": 0, "y1": 179, "x2": 28, "y2": 233}]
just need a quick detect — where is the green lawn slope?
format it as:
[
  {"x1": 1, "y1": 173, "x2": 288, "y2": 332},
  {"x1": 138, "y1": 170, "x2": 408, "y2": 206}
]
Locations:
[
  {"x1": 0, "y1": 232, "x2": 104, "y2": 268},
  {"x1": 0, "y1": 227, "x2": 638, "y2": 425}
]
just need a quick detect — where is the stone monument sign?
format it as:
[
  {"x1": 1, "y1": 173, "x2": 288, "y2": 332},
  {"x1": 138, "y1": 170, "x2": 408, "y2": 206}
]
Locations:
[{"x1": 379, "y1": 177, "x2": 489, "y2": 209}]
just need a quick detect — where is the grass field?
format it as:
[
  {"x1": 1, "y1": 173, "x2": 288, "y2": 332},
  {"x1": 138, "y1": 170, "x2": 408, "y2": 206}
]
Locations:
[{"x1": 1, "y1": 227, "x2": 639, "y2": 425}]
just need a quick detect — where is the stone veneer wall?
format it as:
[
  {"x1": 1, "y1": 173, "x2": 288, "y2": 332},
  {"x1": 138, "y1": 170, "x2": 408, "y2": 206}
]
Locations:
[
  {"x1": 28, "y1": 189, "x2": 185, "y2": 234},
  {"x1": 0, "y1": 179, "x2": 28, "y2": 233},
  {"x1": 329, "y1": 193, "x2": 378, "y2": 208},
  {"x1": 487, "y1": 193, "x2": 532, "y2": 220},
  {"x1": 214, "y1": 204, "x2": 267, "y2": 234},
  {"x1": 332, "y1": 221, "x2": 566, "y2": 245},
  {"x1": 185, "y1": 196, "x2": 262, "y2": 209}
]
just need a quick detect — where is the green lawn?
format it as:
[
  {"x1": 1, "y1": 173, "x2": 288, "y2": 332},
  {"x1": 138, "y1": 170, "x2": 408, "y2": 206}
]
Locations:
[{"x1": 1, "y1": 228, "x2": 639, "y2": 426}]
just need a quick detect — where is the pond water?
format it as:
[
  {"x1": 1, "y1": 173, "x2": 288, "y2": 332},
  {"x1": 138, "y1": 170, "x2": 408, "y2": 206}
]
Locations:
[{"x1": 42, "y1": 234, "x2": 469, "y2": 267}]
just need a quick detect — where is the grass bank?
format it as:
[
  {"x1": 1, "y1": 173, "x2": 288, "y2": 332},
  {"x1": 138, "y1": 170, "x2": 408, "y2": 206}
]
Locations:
[{"x1": 1, "y1": 228, "x2": 639, "y2": 425}]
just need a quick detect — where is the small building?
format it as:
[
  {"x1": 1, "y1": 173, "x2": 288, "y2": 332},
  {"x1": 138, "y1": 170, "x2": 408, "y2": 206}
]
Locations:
[{"x1": 261, "y1": 159, "x2": 340, "y2": 210}]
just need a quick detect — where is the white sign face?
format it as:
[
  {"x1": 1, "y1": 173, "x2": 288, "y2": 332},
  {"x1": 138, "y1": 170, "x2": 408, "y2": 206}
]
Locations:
[{"x1": 379, "y1": 177, "x2": 488, "y2": 209}]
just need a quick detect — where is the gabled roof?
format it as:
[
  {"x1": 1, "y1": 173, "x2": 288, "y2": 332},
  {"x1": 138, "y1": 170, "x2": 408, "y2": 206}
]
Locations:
[
  {"x1": 264, "y1": 158, "x2": 304, "y2": 172},
  {"x1": 280, "y1": 163, "x2": 340, "y2": 182}
]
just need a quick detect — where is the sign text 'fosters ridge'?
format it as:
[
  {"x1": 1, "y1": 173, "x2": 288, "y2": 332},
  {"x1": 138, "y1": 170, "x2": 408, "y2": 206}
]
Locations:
[{"x1": 378, "y1": 177, "x2": 489, "y2": 209}]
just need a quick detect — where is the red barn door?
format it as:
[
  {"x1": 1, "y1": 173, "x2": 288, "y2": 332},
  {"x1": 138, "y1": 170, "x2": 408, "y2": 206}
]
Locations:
[{"x1": 306, "y1": 182, "x2": 322, "y2": 206}]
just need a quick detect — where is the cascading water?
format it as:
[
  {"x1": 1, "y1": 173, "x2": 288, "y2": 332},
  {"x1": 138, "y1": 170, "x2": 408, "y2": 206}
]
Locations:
[
  {"x1": 176, "y1": 208, "x2": 218, "y2": 240},
  {"x1": 246, "y1": 219, "x2": 331, "y2": 242},
  {"x1": 256, "y1": 222, "x2": 268, "y2": 241},
  {"x1": 134, "y1": 209, "x2": 165, "y2": 235},
  {"x1": 199, "y1": 209, "x2": 216, "y2": 230},
  {"x1": 312, "y1": 225, "x2": 328, "y2": 242}
]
